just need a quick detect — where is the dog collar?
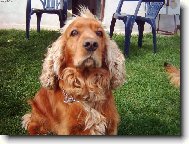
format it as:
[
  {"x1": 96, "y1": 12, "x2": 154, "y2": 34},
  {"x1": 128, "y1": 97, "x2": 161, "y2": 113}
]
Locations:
[{"x1": 62, "y1": 89, "x2": 79, "y2": 103}]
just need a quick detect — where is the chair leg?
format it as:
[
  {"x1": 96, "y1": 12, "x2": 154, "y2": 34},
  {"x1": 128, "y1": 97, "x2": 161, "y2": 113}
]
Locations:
[
  {"x1": 136, "y1": 20, "x2": 145, "y2": 48},
  {"x1": 58, "y1": 10, "x2": 66, "y2": 28},
  {"x1": 124, "y1": 28, "x2": 132, "y2": 57},
  {"x1": 151, "y1": 20, "x2": 157, "y2": 53},
  {"x1": 124, "y1": 16, "x2": 135, "y2": 57},
  {"x1": 156, "y1": 14, "x2": 161, "y2": 33},
  {"x1": 152, "y1": 27, "x2": 157, "y2": 53},
  {"x1": 173, "y1": 14, "x2": 177, "y2": 34},
  {"x1": 36, "y1": 13, "x2": 42, "y2": 33},
  {"x1": 26, "y1": 14, "x2": 31, "y2": 39},
  {"x1": 109, "y1": 14, "x2": 116, "y2": 38},
  {"x1": 26, "y1": 0, "x2": 31, "y2": 39}
]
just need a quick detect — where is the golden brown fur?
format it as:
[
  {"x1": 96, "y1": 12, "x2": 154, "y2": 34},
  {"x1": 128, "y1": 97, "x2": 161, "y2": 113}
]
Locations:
[
  {"x1": 164, "y1": 62, "x2": 180, "y2": 88},
  {"x1": 22, "y1": 8, "x2": 126, "y2": 135}
]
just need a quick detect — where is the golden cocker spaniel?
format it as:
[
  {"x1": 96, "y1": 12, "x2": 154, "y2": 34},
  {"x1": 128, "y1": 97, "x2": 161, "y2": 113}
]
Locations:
[{"x1": 22, "y1": 8, "x2": 126, "y2": 135}]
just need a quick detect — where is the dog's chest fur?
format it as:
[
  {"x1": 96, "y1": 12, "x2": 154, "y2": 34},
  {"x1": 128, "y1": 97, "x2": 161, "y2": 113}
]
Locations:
[{"x1": 59, "y1": 67, "x2": 111, "y2": 109}]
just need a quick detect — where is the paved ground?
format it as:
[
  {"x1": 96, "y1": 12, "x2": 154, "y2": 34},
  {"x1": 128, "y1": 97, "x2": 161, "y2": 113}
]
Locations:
[{"x1": 0, "y1": 14, "x2": 180, "y2": 35}]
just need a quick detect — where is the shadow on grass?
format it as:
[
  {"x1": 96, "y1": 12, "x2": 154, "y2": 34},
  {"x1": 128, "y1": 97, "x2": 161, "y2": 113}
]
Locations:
[{"x1": 118, "y1": 112, "x2": 180, "y2": 136}]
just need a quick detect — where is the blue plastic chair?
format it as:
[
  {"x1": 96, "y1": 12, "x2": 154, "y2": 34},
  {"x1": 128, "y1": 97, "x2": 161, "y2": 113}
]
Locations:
[
  {"x1": 109, "y1": 0, "x2": 164, "y2": 57},
  {"x1": 26, "y1": 0, "x2": 68, "y2": 39}
]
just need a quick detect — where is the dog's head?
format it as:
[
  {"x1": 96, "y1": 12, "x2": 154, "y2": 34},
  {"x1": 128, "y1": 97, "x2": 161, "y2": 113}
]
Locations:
[
  {"x1": 63, "y1": 16, "x2": 106, "y2": 68},
  {"x1": 40, "y1": 8, "x2": 126, "y2": 89}
]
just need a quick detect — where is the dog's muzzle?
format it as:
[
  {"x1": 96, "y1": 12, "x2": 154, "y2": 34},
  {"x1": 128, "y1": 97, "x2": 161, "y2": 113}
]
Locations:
[{"x1": 83, "y1": 38, "x2": 98, "y2": 52}]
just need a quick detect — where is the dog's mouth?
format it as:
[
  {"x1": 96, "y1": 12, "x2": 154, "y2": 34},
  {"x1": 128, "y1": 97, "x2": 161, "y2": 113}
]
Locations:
[
  {"x1": 74, "y1": 52, "x2": 101, "y2": 69},
  {"x1": 75, "y1": 55, "x2": 97, "y2": 68},
  {"x1": 81, "y1": 57, "x2": 96, "y2": 68}
]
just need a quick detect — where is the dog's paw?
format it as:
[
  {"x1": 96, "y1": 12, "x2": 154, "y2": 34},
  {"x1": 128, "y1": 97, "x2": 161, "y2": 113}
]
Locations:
[
  {"x1": 21, "y1": 113, "x2": 31, "y2": 130},
  {"x1": 84, "y1": 104, "x2": 107, "y2": 135},
  {"x1": 91, "y1": 114, "x2": 107, "y2": 135}
]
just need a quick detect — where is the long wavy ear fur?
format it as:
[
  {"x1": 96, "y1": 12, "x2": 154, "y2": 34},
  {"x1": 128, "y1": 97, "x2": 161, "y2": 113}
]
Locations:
[
  {"x1": 105, "y1": 38, "x2": 126, "y2": 89},
  {"x1": 39, "y1": 35, "x2": 66, "y2": 89}
]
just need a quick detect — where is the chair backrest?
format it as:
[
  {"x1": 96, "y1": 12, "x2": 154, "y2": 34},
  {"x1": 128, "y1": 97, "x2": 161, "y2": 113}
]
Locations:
[
  {"x1": 145, "y1": 2, "x2": 164, "y2": 19},
  {"x1": 40, "y1": 0, "x2": 63, "y2": 10},
  {"x1": 115, "y1": 0, "x2": 164, "y2": 19}
]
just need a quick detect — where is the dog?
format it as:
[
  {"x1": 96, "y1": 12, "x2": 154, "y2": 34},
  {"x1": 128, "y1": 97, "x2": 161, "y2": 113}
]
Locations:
[
  {"x1": 164, "y1": 62, "x2": 180, "y2": 88},
  {"x1": 22, "y1": 8, "x2": 126, "y2": 135}
]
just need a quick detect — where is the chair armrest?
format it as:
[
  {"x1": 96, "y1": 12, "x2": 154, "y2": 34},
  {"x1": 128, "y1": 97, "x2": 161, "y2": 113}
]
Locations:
[
  {"x1": 133, "y1": 0, "x2": 142, "y2": 17},
  {"x1": 116, "y1": 0, "x2": 124, "y2": 14}
]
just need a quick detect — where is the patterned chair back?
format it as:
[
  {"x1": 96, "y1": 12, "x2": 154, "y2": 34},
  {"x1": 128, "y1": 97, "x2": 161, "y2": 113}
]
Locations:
[
  {"x1": 145, "y1": 2, "x2": 164, "y2": 19},
  {"x1": 40, "y1": 0, "x2": 63, "y2": 9}
]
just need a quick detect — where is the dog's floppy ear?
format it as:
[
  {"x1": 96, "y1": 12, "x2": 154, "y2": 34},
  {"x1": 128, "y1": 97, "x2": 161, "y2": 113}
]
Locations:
[
  {"x1": 105, "y1": 38, "x2": 126, "y2": 89},
  {"x1": 39, "y1": 35, "x2": 66, "y2": 89},
  {"x1": 39, "y1": 18, "x2": 76, "y2": 89}
]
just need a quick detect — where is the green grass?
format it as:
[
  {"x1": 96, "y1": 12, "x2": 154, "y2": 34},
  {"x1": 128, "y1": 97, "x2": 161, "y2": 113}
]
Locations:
[{"x1": 0, "y1": 29, "x2": 180, "y2": 135}]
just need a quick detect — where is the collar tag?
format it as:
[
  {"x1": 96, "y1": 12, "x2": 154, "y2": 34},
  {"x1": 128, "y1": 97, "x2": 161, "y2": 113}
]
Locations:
[{"x1": 62, "y1": 89, "x2": 79, "y2": 103}]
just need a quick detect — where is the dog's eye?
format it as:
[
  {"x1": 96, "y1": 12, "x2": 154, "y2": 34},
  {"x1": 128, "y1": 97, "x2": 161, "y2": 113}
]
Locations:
[
  {"x1": 70, "y1": 30, "x2": 78, "y2": 36},
  {"x1": 96, "y1": 31, "x2": 103, "y2": 37}
]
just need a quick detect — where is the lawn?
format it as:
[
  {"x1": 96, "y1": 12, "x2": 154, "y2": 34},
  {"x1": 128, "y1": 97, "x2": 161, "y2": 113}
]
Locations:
[{"x1": 0, "y1": 29, "x2": 180, "y2": 135}]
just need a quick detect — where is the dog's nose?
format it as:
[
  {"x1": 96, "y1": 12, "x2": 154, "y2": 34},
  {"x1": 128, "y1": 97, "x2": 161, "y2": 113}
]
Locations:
[{"x1": 83, "y1": 39, "x2": 98, "y2": 52}]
